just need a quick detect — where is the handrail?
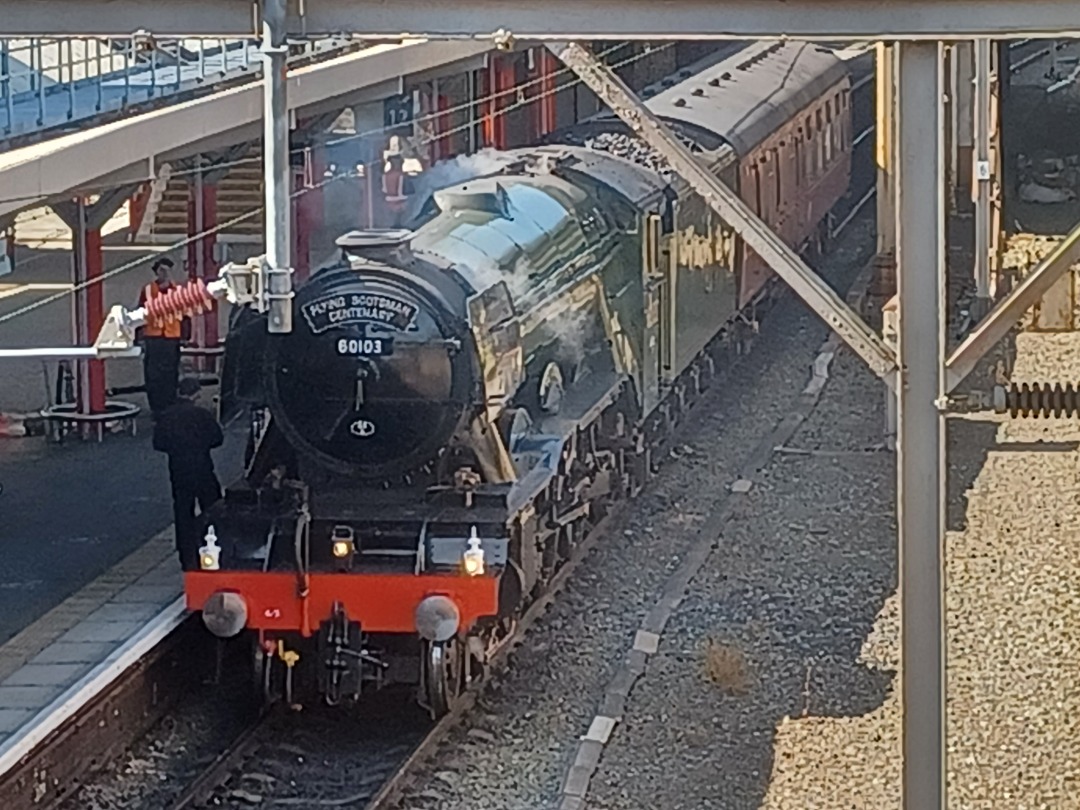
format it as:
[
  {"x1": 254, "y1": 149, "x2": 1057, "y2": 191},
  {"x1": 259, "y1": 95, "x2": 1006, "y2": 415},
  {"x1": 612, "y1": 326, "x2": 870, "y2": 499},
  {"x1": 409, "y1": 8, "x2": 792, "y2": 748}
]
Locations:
[{"x1": 0, "y1": 37, "x2": 355, "y2": 138}]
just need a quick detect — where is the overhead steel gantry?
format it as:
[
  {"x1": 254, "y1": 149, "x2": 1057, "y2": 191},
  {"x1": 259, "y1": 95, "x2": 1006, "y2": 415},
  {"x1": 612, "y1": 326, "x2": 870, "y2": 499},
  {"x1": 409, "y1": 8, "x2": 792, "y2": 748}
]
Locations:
[
  {"x1": 5, "y1": 3, "x2": 1080, "y2": 809},
  {"x1": 1, "y1": 0, "x2": 1080, "y2": 39}
]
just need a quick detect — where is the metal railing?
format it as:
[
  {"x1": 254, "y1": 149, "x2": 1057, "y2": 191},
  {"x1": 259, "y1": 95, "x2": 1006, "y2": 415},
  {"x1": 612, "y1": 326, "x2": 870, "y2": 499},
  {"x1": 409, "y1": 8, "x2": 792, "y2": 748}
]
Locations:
[{"x1": 0, "y1": 37, "x2": 356, "y2": 139}]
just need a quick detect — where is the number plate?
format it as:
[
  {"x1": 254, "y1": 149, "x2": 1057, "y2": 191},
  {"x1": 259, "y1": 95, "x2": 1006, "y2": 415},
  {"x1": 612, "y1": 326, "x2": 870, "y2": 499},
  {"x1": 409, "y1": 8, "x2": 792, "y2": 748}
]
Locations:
[{"x1": 336, "y1": 337, "x2": 394, "y2": 357}]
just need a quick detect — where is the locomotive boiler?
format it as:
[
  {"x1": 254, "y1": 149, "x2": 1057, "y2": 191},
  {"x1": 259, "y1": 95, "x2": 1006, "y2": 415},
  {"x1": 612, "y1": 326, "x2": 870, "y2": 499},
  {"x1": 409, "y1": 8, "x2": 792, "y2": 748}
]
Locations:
[{"x1": 186, "y1": 40, "x2": 853, "y2": 716}]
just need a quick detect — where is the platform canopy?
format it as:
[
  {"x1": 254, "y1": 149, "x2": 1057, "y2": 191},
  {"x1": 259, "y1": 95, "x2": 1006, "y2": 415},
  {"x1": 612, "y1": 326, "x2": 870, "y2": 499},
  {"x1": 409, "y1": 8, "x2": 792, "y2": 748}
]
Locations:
[{"x1": 1, "y1": 0, "x2": 1079, "y2": 39}]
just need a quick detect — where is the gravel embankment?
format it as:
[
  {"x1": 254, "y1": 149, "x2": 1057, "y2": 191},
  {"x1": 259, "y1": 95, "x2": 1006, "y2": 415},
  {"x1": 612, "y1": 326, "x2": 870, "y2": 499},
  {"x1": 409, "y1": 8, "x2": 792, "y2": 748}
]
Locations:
[
  {"x1": 588, "y1": 272, "x2": 1080, "y2": 809},
  {"x1": 403, "y1": 236, "x2": 1080, "y2": 808},
  {"x1": 942, "y1": 330, "x2": 1080, "y2": 807},
  {"x1": 589, "y1": 344, "x2": 897, "y2": 810},
  {"x1": 389, "y1": 219, "x2": 875, "y2": 810},
  {"x1": 591, "y1": 318, "x2": 1080, "y2": 810}
]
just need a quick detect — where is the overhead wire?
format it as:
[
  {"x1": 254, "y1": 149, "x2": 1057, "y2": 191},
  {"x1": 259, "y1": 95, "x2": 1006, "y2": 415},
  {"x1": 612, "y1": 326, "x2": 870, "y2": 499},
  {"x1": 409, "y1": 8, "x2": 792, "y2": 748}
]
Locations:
[{"x1": 0, "y1": 42, "x2": 675, "y2": 329}]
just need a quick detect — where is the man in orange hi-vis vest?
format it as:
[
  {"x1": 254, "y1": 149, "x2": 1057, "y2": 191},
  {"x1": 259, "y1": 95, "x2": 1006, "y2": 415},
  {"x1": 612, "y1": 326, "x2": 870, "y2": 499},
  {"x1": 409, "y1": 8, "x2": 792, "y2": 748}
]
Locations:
[
  {"x1": 137, "y1": 257, "x2": 186, "y2": 419},
  {"x1": 382, "y1": 145, "x2": 408, "y2": 228}
]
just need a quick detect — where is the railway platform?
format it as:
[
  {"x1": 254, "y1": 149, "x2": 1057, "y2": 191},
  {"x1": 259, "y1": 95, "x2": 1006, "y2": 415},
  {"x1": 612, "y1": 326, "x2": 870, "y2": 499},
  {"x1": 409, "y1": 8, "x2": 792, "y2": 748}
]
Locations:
[
  {"x1": 0, "y1": 418, "x2": 246, "y2": 753},
  {"x1": 0, "y1": 239, "x2": 247, "y2": 760}
]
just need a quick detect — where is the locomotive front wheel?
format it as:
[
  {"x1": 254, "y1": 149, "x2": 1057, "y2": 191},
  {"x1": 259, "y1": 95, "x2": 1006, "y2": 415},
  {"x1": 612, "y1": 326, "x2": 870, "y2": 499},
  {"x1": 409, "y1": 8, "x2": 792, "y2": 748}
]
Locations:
[{"x1": 424, "y1": 638, "x2": 464, "y2": 718}]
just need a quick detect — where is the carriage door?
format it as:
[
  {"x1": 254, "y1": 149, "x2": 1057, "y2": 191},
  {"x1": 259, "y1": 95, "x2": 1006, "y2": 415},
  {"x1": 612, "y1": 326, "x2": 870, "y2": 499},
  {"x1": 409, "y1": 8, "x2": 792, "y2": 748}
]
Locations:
[{"x1": 641, "y1": 212, "x2": 665, "y2": 414}]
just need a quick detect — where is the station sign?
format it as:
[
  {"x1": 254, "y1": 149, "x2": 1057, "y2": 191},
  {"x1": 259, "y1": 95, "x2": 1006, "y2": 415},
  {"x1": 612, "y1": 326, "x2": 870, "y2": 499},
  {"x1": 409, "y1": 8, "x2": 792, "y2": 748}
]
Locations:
[{"x1": 384, "y1": 93, "x2": 415, "y2": 129}]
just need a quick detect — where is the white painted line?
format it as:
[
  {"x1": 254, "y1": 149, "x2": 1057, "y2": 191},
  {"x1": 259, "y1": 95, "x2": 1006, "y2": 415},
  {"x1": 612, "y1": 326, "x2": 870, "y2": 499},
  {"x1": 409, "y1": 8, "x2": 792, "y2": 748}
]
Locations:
[
  {"x1": 730, "y1": 479, "x2": 753, "y2": 494},
  {"x1": 633, "y1": 630, "x2": 660, "y2": 655},
  {"x1": 0, "y1": 596, "x2": 186, "y2": 776},
  {"x1": 582, "y1": 715, "x2": 618, "y2": 745},
  {"x1": 802, "y1": 349, "x2": 836, "y2": 396},
  {"x1": 0, "y1": 283, "x2": 74, "y2": 300}
]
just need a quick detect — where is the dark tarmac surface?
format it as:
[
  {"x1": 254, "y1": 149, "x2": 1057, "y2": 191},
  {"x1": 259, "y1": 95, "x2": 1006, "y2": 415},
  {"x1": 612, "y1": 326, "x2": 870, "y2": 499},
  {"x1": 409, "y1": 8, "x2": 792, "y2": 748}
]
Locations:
[{"x1": 0, "y1": 413, "x2": 247, "y2": 645}]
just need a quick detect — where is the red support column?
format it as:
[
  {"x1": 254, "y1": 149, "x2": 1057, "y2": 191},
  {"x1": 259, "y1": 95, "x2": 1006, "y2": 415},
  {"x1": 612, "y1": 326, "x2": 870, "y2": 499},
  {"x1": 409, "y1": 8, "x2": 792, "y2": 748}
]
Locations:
[
  {"x1": 541, "y1": 49, "x2": 557, "y2": 136},
  {"x1": 529, "y1": 48, "x2": 559, "y2": 140},
  {"x1": 72, "y1": 198, "x2": 106, "y2": 416},
  {"x1": 185, "y1": 185, "x2": 198, "y2": 278},
  {"x1": 307, "y1": 144, "x2": 325, "y2": 247},
  {"x1": 365, "y1": 138, "x2": 381, "y2": 230},
  {"x1": 84, "y1": 228, "x2": 105, "y2": 415},
  {"x1": 185, "y1": 167, "x2": 219, "y2": 371},
  {"x1": 292, "y1": 158, "x2": 312, "y2": 284},
  {"x1": 200, "y1": 183, "x2": 218, "y2": 355},
  {"x1": 129, "y1": 183, "x2": 150, "y2": 234},
  {"x1": 483, "y1": 58, "x2": 511, "y2": 149}
]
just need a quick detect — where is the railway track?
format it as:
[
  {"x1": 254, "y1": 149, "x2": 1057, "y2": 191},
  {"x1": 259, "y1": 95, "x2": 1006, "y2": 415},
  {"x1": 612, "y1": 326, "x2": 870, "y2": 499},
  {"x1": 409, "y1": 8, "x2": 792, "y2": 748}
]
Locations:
[
  {"x1": 7, "y1": 51, "x2": 880, "y2": 810},
  {"x1": 160, "y1": 514, "x2": 617, "y2": 810}
]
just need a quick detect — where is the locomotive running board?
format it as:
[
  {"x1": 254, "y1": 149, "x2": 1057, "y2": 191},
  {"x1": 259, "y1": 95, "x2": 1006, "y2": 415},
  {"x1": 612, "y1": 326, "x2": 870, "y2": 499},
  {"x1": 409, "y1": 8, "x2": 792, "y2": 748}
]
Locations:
[{"x1": 547, "y1": 42, "x2": 899, "y2": 391}]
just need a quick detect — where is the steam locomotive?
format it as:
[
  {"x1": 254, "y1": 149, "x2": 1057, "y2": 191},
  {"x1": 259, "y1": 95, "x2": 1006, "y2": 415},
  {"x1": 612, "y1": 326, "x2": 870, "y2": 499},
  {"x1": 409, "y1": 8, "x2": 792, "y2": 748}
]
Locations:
[{"x1": 187, "y1": 41, "x2": 853, "y2": 715}]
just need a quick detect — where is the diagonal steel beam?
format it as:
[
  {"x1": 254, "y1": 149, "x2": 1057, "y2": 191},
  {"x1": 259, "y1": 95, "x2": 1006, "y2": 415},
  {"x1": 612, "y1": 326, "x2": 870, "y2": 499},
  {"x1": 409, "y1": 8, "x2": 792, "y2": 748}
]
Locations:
[
  {"x1": 51, "y1": 185, "x2": 140, "y2": 232},
  {"x1": 546, "y1": 41, "x2": 898, "y2": 383},
  {"x1": 946, "y1": 221, "x2": 1080, "y2": 392}
]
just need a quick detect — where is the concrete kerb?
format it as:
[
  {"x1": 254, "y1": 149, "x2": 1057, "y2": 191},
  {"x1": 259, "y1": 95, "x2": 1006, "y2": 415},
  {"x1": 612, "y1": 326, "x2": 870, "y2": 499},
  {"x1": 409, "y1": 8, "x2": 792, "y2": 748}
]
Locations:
[
  {"x1": 0, "y1": 527, "x2": 176, "y2": 682},
  {"x1": 0, "y1": 596, "x2": 186, "y2": 777},
  {"x1": 557, "y1": 256, "x2": 881, "y2": 807}
]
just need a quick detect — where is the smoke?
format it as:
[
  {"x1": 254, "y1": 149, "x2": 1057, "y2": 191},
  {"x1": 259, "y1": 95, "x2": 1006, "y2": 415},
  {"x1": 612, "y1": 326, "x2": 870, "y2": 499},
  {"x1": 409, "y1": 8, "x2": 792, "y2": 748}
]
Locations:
[
  {"x1": 404, "y1": 149, "x2": 512, "y2": 225},
  {"x1": 320, "y1": 133, "x2": 386, "y2": 249},
  {"x1": 533, "y1": 299, "x2": 603, "y2": 372}
]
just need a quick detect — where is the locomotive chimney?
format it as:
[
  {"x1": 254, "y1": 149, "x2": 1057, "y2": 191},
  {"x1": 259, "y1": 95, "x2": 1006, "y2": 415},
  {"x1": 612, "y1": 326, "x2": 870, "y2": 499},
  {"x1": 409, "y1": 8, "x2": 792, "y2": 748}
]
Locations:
[{"x1": 336, "y1": 228, "x2": 415, "y2": 266}]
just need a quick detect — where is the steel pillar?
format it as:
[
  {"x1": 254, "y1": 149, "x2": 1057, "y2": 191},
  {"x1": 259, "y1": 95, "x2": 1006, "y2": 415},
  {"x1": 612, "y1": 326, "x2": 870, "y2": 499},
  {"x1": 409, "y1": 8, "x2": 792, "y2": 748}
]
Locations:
[
  {"x1": 547, "y1": 41, "x2": 898, "y2": 383},
  {"x1": 895, "y1": 40, "x2": 946, "y2": 810},
  {"x1": 973, "y1": 38, "x2": 993, "y2": 314},
  {"x1": 876, "y1": 43, "x2": 897, "y2": 257},
  {"x1": 261, "y1": 0, "x2": 292, "y2": 333},
  {"x1": 988, "y1": 42, "x2": 1004, "y2": 299},
  {"x1": 953, "y1": 41, "x2": 975, "y2": 214}
]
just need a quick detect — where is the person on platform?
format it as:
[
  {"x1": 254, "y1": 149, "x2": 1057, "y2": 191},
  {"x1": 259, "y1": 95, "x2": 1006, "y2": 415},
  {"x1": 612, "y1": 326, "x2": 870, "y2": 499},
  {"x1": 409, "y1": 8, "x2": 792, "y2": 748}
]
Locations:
[
  {"x1": 137, "y1": 257, "x2": 188, "y2": 419},
  {"x1": 382, "y1": 143, "x2": 409, "y2": 228},
  {"x1": 153, "y1": 377, "x2": 223, "y2": 570}
]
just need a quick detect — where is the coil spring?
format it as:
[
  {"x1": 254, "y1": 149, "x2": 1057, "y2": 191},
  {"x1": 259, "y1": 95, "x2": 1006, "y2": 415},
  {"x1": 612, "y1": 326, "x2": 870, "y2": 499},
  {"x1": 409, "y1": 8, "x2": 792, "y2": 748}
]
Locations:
[
  {"x1": 144, "y1": 278, "x2": 215, "y2": 326},
  {"x1": 1001, "y1": 382, "x2": 1080, "y2": 418}
]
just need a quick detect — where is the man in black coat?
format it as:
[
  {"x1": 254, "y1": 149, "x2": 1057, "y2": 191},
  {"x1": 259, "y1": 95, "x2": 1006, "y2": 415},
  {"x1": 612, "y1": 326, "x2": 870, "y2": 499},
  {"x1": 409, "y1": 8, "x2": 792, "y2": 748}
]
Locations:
[{"x1": 153, "y1": 377, "x2": 223, "y2": 569}]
